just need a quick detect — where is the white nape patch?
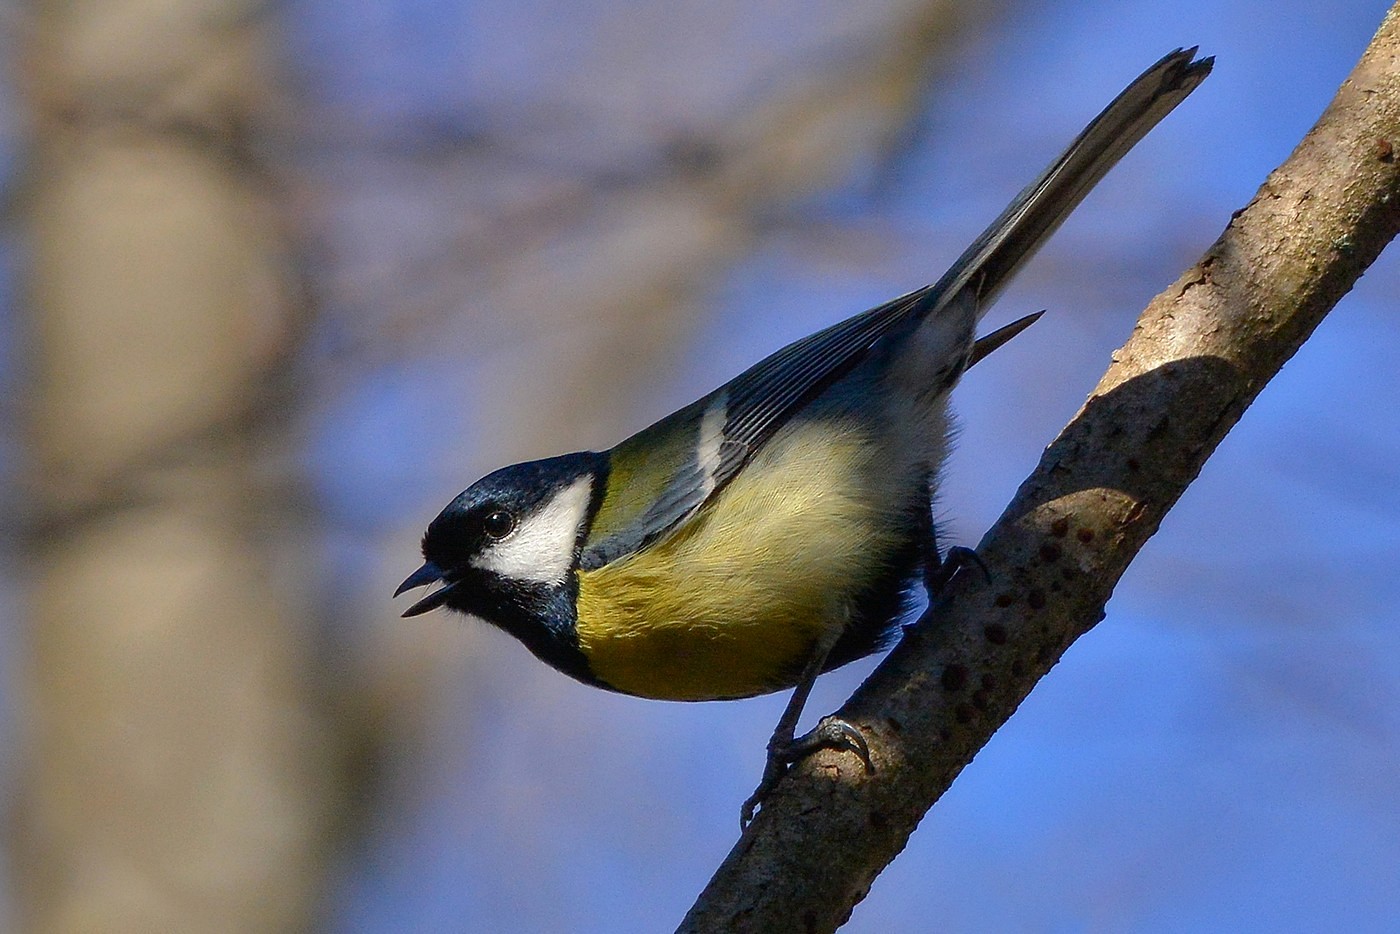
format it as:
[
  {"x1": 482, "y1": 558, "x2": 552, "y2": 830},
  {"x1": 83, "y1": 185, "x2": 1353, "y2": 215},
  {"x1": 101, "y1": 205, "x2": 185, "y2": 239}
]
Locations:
[
  {"x1": 472, "y1": 475, "x2": 593, "y2": 584},
  {"x1": 696, "y1": 394, "x2": 728, "y2": 498}
]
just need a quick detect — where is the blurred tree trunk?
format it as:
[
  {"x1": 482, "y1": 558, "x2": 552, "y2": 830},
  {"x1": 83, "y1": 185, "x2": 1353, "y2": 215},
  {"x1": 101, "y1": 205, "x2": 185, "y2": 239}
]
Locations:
[{"x1": 14, "y1": 3, "x2": 339, "y2": 931}]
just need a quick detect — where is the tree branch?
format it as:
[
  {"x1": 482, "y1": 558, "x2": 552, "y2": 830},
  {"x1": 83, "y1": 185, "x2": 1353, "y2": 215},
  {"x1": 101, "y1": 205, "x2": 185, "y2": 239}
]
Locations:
[{"x1": 681, "y1": 6, "x2": 1400, "y2": 932}]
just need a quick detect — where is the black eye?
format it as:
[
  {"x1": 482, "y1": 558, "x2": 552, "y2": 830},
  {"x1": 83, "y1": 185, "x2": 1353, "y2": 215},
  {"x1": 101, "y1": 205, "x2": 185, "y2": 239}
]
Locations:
[{"x1": 481, "y1": 509, "x2": 515, "y2": 540}]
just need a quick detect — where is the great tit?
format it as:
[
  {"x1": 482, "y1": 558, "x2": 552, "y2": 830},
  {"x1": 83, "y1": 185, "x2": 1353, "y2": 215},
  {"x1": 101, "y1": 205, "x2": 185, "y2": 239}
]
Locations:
[{"x1": 397, "y1": 49, "x2": 1211, "y2": 823}]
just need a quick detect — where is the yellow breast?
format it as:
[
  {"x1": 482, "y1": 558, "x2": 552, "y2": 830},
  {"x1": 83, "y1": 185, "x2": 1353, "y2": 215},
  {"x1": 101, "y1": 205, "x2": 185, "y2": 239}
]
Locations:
[{"x1": 574, "y1": 420, "x2": 912, "y2": 700}]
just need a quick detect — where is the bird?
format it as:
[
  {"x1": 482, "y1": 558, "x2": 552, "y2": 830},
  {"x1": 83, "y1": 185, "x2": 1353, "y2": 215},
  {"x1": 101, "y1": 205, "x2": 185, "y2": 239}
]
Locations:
[{"x1": 396, "y1": 48, "x2": 1212, "y2": 825}]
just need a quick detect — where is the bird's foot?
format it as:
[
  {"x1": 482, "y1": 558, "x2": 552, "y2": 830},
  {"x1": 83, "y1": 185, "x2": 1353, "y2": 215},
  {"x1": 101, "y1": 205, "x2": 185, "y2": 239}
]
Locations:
[
  {"x1": 925, "y1": 544, "x2": 989, "y2": 596},
  {"x1": 740, "y1": 715, "x2": 873, "y2": 828}
]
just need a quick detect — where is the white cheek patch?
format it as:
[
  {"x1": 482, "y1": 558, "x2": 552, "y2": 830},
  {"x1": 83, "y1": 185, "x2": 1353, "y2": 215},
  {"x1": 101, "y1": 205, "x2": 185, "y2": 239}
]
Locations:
[{"x1": 472, "y1": 475, "x2": 593, "y2": 584}]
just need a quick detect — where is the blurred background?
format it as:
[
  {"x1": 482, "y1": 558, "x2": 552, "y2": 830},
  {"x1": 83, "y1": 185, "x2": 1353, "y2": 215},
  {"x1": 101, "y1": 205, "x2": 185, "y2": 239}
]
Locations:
[{"x1": 1, "y1": 0, "x2": 1398, "y2": 931}]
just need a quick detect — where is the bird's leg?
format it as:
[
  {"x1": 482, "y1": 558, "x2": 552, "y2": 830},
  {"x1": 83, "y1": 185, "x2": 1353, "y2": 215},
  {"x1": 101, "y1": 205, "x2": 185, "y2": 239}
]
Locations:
[
  {"x1": 740, "y1": 629, "x2": 873, "y2": 828},
  {"x1": 919, "y1": 477, "x2": 988, "y2": 597}
]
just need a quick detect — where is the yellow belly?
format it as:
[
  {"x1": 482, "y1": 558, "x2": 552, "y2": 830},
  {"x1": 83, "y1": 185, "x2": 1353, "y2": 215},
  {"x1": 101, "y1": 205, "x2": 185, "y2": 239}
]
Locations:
[{"x1": 574, "y1": 421, "x2": 912, "y2": 700}]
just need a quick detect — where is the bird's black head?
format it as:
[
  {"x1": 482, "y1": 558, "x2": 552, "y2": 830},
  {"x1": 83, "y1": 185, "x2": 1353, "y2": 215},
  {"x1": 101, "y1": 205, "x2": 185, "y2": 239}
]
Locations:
[
  {"x1": 396, "y1": 450, "x2": 606, "y2": 622},
  {"x1": 395, "y1": 450, "x2": 609, "y2": 686}
]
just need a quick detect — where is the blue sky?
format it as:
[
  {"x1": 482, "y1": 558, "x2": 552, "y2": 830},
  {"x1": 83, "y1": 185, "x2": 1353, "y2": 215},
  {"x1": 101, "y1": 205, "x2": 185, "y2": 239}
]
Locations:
[
  {"x1": 300, "y1": 1, "x2": 1400, "y2": 930},
  {"x1": 5, "y1": 0, "x2": 1399, "y2": 930}
]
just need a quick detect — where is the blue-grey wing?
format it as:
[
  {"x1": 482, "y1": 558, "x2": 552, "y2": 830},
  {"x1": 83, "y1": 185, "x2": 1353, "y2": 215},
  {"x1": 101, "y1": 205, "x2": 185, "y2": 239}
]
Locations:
[
  {"x1": 577, "y1": 48, "x2": 1212, "y2": 570},
  {"x1": 579, "y1": 285, "x2": 941, "y2": 569}
]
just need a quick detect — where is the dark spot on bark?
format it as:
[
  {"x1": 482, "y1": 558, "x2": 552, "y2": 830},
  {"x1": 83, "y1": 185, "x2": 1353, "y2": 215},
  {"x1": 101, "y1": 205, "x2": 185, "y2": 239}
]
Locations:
[
  {"x1": 1027, "y1": 588, "x2": 1047, "y2": 609},
  {"x1": 984, "y1": 623, "x2": 1008, "y2": 645},
  {"x1": 1077, "y1": 527, "x2": 1095, "y2": 543},
  {"x1": 954, "y1": 703, "x2": 976, "y2": 724},
  {"x1": 941, "y1": 664, "x2": 968, "y2": 692},
  {"x1": 1050, "y1": 516, "x2": 1070, "y2": 537},
  {"x1": 1039, "y1": 542, "x2": 1063, "y2": 562}
]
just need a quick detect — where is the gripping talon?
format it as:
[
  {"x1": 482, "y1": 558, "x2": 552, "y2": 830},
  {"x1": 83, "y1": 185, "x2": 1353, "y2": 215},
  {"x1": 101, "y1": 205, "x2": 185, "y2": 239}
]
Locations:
[
  {"x1": 796, "y1": 717, "x2": 873, "y2": 772},
  {"x1": 740, "y1": 715, "x2": 873, "y2": 828},
  {"x1": 926, "y1": 544, "x2": 989, "y2": 596},
  {"x1": 740, "y1": 761, "x2": 784, "y2": 829}
]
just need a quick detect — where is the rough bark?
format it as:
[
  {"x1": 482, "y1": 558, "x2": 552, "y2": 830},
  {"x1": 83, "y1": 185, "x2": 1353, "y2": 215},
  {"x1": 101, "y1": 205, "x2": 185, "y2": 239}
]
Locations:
[{"x1": 681, "y1": 5, "x2": 1400, "y2": 932}]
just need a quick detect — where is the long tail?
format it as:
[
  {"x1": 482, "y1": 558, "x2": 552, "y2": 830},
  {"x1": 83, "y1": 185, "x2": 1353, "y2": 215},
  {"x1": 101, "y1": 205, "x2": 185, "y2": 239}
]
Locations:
[{"x1": 934, "y1": 48, "x2": 1213, "y2": 321}]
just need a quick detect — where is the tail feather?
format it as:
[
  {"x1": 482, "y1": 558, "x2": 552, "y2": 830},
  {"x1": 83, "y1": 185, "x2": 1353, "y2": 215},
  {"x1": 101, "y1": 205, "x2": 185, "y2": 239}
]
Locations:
[
  {"x1": 932, "y1": 48, "x2": 1213, "y2": 321},
  {"x1": 969, "y1": 310, "x2": 1044, "y2": 367}
]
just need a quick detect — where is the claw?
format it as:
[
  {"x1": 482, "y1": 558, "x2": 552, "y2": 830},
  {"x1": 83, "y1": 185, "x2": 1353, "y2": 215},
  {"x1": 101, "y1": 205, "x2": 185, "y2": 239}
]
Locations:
[
  {"x1": 926, "y1": 544, "x2": 989, "y2": 596},
  {"x1": 740, "y1": 764, "x2": 781, "y2": 829},
  {"x1": 791, "y1": 717, "x2": 873, "y2": 772},
  {"x1": 740, "y1": 715, "x2": 874, "y2": 828}
]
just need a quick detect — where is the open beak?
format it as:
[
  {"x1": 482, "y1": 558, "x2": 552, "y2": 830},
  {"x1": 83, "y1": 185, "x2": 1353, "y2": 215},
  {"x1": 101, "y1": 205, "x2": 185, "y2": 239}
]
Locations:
[{"x1": 395, "y1": 562, "x2": 456, "y2": 617}]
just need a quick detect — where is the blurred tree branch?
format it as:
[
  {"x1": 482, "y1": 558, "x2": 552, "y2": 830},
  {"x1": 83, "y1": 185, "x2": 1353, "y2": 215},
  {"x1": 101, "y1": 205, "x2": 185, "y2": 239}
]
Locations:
[
  {"x1": 290, "y1": 0, "x2": 980, "y2": 383},
  {"x1": 15, "y1": 3, "x2": 340, "y2": 930},
  {"x1": 682, "y1": 5, "x2": 1400, "y2": 932}
]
